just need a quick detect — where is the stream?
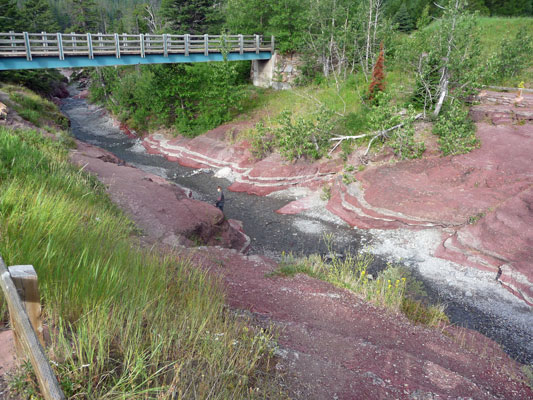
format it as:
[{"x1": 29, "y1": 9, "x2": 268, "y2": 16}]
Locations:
[{"x1": 61, "y1": 88, "x2": 532, "y2": 365}]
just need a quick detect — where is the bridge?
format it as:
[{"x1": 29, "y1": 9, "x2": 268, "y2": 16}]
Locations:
[{"x1": 0, "y1": 32, "x2": 274, "y2": 70}]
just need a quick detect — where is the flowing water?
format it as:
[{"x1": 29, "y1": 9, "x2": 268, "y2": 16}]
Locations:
[{"x1": 61, "y1": 89, "x2": 532, "y2": 365}]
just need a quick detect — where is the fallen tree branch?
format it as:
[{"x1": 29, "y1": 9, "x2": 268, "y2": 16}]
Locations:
[
  {"x1": 364, "y1": 113, "x2": 423, "y2": 156},
  {"x1": 330, "y1": 133, "x2": 371, "y2": 141},
  {"x1": 329, "y1": 113, "x2": 424, "y2": 156}
]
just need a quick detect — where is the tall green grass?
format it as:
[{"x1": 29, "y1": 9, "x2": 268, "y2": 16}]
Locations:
[
  {"x1": 269, "y1": 235, "x2": 448, "y2": 328},
  {"x1": 1, "y1": 84, "x2": 69, "y2": 130},
  {"x1": 0, "y1": 127, "x2": 284, "y2": 399}
]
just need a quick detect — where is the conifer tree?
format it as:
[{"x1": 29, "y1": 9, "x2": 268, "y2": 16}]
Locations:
[
  {"x1": 0, "y1": 0, "x2": 22, "y2": 32},
  {"x1": 369, "y1": 42, "x2": 386, "y2": 100},
  {"x1": 394, "y1": 3, "x2": 415, "y2": 32},
  {"x1": 160, "y1": 0, "x2": 215, "y2": 34},
  {"x1": 22, "y1": 0, "x2": 60, "y2": 32},
  {"x1": 67, "y1": 0, "x2": 99, "y2": 32}
]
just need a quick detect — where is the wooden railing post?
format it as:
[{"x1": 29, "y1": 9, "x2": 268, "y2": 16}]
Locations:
[
  {"x1": 9, "y1": 265, "x2": 44, "y2": 350},
  {"x1": 0, "y1": 256, "x2": 65, "y2": 400},
  {"x1": 204, "y1": 34, "x2": 209, "y2": 56},
  {"x1": 87, "y1": 33, "x2": 93, "y2": 59},
  {"x1": 115, "y1": 33, "x2": 121, "y2": 58},
  {"x1": 41, "y1": 32, "x2": 48, "y2": 53},
  {"x1": 23, "y1": 32, "x2": 32, "y2": 61},
  {"x1": 56, "y1": 33, "x2": 64, "y2": 60},
  {"x1": 184, "y1": 34, "x2": 189, "y2": 56},
  {"x1": 255, "y1": 34, "x2": 260, "y2": 54}
]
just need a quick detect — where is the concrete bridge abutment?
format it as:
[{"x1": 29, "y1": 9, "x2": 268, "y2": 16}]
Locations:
[{"x1": 251, "y1": 52, "x2": 303, "y2": 90}]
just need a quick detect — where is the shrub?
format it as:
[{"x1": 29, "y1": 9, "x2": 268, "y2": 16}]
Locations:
[
  {"x1": 433, "y1": 102, "x2": 479, "y2": 156},
  {"x1": 368, "y1": 92, "x2": 425, "y2": 159},
  {"x1": 484, "y1": 26, "x2": 533, "y2": 83},
  {"x1": 251, "y1": 107, "x2": 336, "y2": 161}
]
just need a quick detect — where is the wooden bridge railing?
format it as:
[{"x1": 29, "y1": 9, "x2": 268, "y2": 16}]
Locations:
[
  {"x1": 0, "y1": 255, "x2": 65, "y2": 400},
  {"x1": 0, "y1": 32, "x2": 274, "y2": 61}
]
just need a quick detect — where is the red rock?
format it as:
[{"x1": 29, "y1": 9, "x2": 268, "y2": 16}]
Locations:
[
  {"x1": 144, "y1": 132, "x2": 342, "y2": 196},
  {"x1": 70, "y1": 140, "x2": 249, "y2": 252},
  {"x1": 183, "y1": 246, "x2": 533, "y2": 400},
  {"x1": 438, "y1": 187, "x2": 533, "y2": 305},
  {"x1": 276, "y1": 194, "x2": 320, "y2": 215}
]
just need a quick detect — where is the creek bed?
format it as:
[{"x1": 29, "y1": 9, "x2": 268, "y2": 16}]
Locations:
[{"x1": 61, "y1": 91, "x2": 532, "y2": 365}]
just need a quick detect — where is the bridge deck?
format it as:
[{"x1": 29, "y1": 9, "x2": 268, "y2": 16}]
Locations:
[{"x1": 0, "y1": 32, "x2": 274, "y2": 70}]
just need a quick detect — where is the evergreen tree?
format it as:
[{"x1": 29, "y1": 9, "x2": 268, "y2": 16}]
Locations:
[
  {"x1": 22, "y1": 0, "x2": 60, "y2": 32},
  {"x1": 67, "y1": 0, "x2": 100, "y2": 32},
  {"x1": 485, "y1": 0, "x2": 533, "y2": 15},
  {"x1": 466, "y1": 0, "x2": 490, "y2": 15},
  {"x1": 394, "y1": 3, "x2": 415, "y2": 32},
  {"x1": 0, "y1": 0, "x2": 22, "y2": 32},
  {"x1": 160, "y1": 0, "x2": 215, "y2": 34}
]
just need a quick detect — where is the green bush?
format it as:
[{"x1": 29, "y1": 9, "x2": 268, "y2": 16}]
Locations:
[
  {"x1": 483, "y1": 26, "x2": 533, "y2": 83},
  {"x1": 251, "y1": 107, "x2": 336, "y2": 161},
  {"x1": 90, "y1": 61, "x2": 248, "y2": 136},
  {"x1": 433, "y1": 102, "x2": 479, "y2": 156},
  {"x1": 368, "y1": 93, "x2": 425, "y2": 159}
]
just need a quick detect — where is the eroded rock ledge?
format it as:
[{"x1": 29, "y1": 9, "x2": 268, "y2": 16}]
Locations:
[{"x1": 70, "y1": 140, "x2": 250, "y2": 253}]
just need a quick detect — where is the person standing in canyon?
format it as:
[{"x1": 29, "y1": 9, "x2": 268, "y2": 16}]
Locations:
[{"x1": 215, "y1": 186, "x2": 225, "y2": 212}]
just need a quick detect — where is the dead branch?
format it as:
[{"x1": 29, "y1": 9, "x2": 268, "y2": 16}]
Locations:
[{"x1": 328, "y1": 113, "x2": 423, "y2": 156}]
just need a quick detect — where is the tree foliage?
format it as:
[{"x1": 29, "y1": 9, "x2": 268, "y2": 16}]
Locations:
[
  {"x1": 90, "y1": 60, "x2": 248, "y2": 135},
  {"x1": 160, "y1": 0, "x2": 218, "y2": 34},
  {"x1": 21, "y1": 0, "x2": 59, "y2": 32},
  {"x1": 403, "y1": 0, "x2": 481, "y2": 116},
  {"x1": 0, "y1": 0, "x2": 22, "y2": 32}
]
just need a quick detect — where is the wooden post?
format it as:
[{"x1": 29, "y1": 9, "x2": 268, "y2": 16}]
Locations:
[
  {"x1": 163, "y1": 33, "x2": 168, "y2": 57},
  {"x1": 42, "y1": 32, "x2": 48, "y2": 54},
  {"x1": 184, "y1": 34, "x2": 189, "y2": 56},
  {"x1": 115, "y1": 33, "x2": 121, "y2": 58},
  {"x1": 87, "y1": 33, "x2": 93, "y2": 59},
  {"x1": 23, "y1": 32, "x2": 32, "y2": 61},
  {"x1": 9, "y1": 265, "x2": 44, "y2": 349},
  {"x1": 0, "y1": 257, "x2": 65, "y2": 400},
  {"x1": 255, "y1": 34, "x2": 260, "y2": 54},
  {"x1": 140, "y1": 33, "x2": 145, "y2": 58},
  {"x1": 239, "y1": 34, "x2": 243, "y2": 54},
  {"x1": 204, "y1": 34, "x2": 209, "y2": 56},
  {"x1": 56, "y1": 33, "x2": 64, "y2": 60}
]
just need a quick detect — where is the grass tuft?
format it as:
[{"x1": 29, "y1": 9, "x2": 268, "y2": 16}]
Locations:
[{"x1": 270, "y1": 236, "x2": 448, "y2": 328}]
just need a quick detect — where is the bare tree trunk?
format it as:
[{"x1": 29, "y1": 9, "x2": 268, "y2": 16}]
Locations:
[
  {"x1": 433, "y1": 0, "x2": 459, "y2": 117},
  {"x1": 365, "y1": 0, "x2": 373, "y2": 75},
  {"x1": 433, "y1": 72, "x2": 448, "y2": 117}
]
